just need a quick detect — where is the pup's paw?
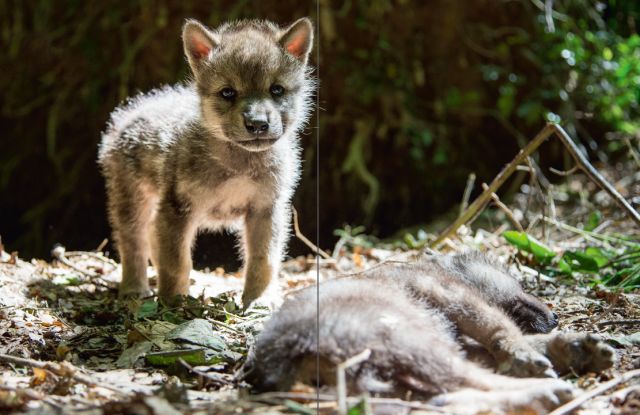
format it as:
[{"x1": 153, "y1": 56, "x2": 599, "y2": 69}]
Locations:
[
  {"x1": 547, "y1": 332, "x2": 616, "y2": 375},
  {"x1": 428, "y1": 378, "x2": 575, "y2": 414},
  {"x1": 497, "y1": 343, "x2": 556, "y2": 378},
  {"x1": 118, "y1": 285, "x2": 153, "y2": 300},
  {"x1": 523, "y1": 378, "x2": 576, "y2": 411},
  {"x1": 241, "y1": 260, "x2": 274, "y2": 308}
]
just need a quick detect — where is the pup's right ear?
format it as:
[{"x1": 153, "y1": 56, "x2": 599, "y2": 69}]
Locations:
[{"x1": 182, "y1": 19, "x2": 219, "y2": 78}]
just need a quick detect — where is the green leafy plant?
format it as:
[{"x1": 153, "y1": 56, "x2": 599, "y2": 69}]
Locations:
[
  {"x1": 503, "y1": 229, "x2": 640, "y2": 292},
  {"x1": 503, "y1": 230, "x2": 556, "y2": 264}
]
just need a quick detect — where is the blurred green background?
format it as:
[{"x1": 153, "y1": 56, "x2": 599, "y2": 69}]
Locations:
[{"x1": 0, "y1": 0, "x2": 638, "y2": 266}]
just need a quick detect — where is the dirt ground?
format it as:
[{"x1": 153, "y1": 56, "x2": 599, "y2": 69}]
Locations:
[{"x1": 1, "y1": 165, "x2": 639, "y2": 414}]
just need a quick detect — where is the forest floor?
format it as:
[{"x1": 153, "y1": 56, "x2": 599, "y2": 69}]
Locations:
[{"x1": 0, "y1": 161, "x2": 639, "y2": 414}]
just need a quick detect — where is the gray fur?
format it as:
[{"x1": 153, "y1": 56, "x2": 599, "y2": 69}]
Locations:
[
  {"x1": 241, "y1": 252, "x2": 613, "y2": 411},
  {"x1": 98, "y1": 18, "x2": 314, "y2": 305},
  {"x1": 420, "y1": 251, "x2": 559, "y2": 333}
]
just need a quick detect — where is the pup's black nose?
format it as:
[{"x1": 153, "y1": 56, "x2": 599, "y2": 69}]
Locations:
[{"x1": 244, "y1": 116, "x2": 269, "y2": 134}]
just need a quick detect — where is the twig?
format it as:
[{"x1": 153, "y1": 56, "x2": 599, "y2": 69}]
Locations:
[
  {"x1": 332, "y1": 234, "x2": 347, "y2": 259},
  {"x1": 337, "y1": 349, "x2": 371, "y2": 414},
  {"x1": 249, "y1": 391, "x2": 447, "y2": 412},
  {"x1": 543, "y1": 216, "x2": 636, "y2": 248},
  {"x1": 482, "y1": 183, "x2": 524, "y2": 232},
  {"x1": 430, "y1": 124, "x2": 640, "y2": 248},
  {"x1": 527, "y1": 156, "x2": 551, "y2": 189},
  {"x1": 544, "y1": 0, "x2": 555, "y2": 32},
  {"x1": 51, "y1": 245, "x2": 115, "y2": 288},
  {"x1": 0, "y1": 384, "x2": 62, "y2": 409},
  {"x1": 525, "y1": 157, "x2": 550, "y2": 240},
  {"x1": 210, "y1": 319, "x2": 242, "y2": 334},
  {"x1": 95, "y1": 238, "x2": 109, "y2": 252},
  {"x1": 65, "y1": 250, "x2": 117, "y2": 267},
  {"x1": 459, "y1": 173, "x2": 476, "y2": 217},
  {"x1": 292, "y1": 207, "x2": 333, "y2": 260},
  {"x1": 549, "y1": 165, "x2": 579, "y2": 176},
  {"x1": 625, "y1": 137, "x2": 640, "y2": 169},
  {"x1": 597, "y1": 319, "x2": 640, "y2": 327},
  {"x1": 589, "y1": 292, "x2": 621, "y2": 325},
  {"x1": 549, "y1": 368, "x2": 640, "y2": 415},
  {"x1": 178, "y1": 358, "x2": 234, "y2": 386},
  {"x1": 0, "y1": 353, "x2": 128, "y2": 396},
  {"x1": 431, "y1": 125, "x2": 555, "y2": 247},
  {"x1": 552, "y1": 125, "x2": 640, "y2": 225},
  {"x1": 51, "y1": 245, "x2": 99, "y2": 278}
]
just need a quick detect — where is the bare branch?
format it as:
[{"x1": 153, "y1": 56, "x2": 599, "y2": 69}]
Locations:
[
  {"x1": 549, "y1": 368, "x2": 640, "y2": 415},
  {"x1": 430, "y1": 124, "x2": 640, "y2": 248},
  {"x1": 292, "y1": 207, "x2": 333, "y2": 260},
  {"x1": 482, "y1": 183, "x2": 524, "y2": 232}
]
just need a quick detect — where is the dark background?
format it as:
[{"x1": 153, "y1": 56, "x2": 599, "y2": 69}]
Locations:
[{"x1": 1, "y1": 0, "x2": 638, "y2": 268}]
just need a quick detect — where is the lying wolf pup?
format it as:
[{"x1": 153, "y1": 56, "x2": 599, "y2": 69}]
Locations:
[
  {"x1": 98, "y1": 18, "x2": 314, "y2": 306},
  {"x1": 241, "y1": 252, "x2": 615, "y2": 413}
]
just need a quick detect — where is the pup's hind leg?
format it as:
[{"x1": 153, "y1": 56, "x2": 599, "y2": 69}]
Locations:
[
  {"x1": 525, "y1": 332, "x2": 616, "y2": 375},
  {"x1": 383, "y1": 331, "x2": 573, "y2": 412},
  {"x1": 430, "y1": 373, "x2": 575, "y2": 415}
]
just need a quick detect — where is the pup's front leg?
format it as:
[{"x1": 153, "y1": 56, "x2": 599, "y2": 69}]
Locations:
[
  {"x1": 155, "y1": 199, "x2": 197, "y2": 303},
  {"x1": 525, "y1": 332, "x2": 616, "y2": 375},
  {"x1": 242, "y1": 208, "x2": 281, "y2": 307}
]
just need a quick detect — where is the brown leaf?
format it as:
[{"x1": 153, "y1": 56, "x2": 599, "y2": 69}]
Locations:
[
  {"x1": 56, "y1": 344, "x2": 71, "y2": 360},
  {"x1": 30, "y1": 367, "x2": 47, "y2": 386},
  {"x1": 0, "y1": 390, "x2": 25, "y2": 410},
  {"x1": 352, "y1": 252, "x2": 363, "y2": 268}
]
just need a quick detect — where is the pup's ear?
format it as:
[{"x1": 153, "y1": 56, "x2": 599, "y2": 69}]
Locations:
[
  {"x1": 279, "y1": 18, "x2": 314, "y2": 64},
  {"x1": 182, "y1": 19, "x2": 219, "y2": 77}
]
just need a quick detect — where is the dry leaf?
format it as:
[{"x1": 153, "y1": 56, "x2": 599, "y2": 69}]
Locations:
[
  {"x1": 30, "y1": 367, "x2": 47, "y2": 386},
  {"x1": 352, "y1": 252, "x2": 363, "y2": 268},
  {"x1": 56, "y1": 344, "x2": 71, "y2": 360}
]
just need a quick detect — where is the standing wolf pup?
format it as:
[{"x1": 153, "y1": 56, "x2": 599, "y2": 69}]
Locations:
[{"x1": 98, "y1": 18, "x2": 314, "y2": 306}]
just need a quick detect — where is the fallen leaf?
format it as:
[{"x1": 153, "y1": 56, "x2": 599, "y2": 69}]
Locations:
[
  {"x1": 166, "y1": 319, "x2": 226, "y2": 351},
  {"x1": 116, "y1": 341, "x2": 153, "y2": 368},
  {"x1": 146, "y1": 348, "x2": 208, "y2": 366},
  {"x1": 30, "y1": 368, "x2": 47, "y2": 386}
]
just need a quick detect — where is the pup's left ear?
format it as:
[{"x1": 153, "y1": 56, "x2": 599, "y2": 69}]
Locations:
[{"x1": 279, "y1": 18, "x2": 314, "y2": 64}]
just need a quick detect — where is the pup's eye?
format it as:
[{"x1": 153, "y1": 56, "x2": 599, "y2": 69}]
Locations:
[
  {"x1": 270, "y1": 84, "x2": 285, "y2": 97},
  {"x1": 220, "y1": 87, "x2": 236, "y2": 100}
]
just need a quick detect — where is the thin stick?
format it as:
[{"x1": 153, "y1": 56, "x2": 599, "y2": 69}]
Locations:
[
  {"x1": 625, "y1": 137, "x2": 640, "y2": 169},
  {"x1": 459, "y1": 173, "x2": 476, "y2": 217},
  {"x1": 543, "y1": 216, "x2": 635, "y2": 247},
  {"x1": 0, "y1": 384, "x2": 62, "y2": 409},
  {"x1": 431, "y1": 124, "x2": 556, "y2": 247},
  {"x1": 430, "y1": 124, "x2": 640, "y2": 247},
  {"x1": 51, "y1": 245, "x2": 99, "y2": 279},
  {"x1": 179, "y1": 358, "x2": 233, "y2": 385},
  {"x1": 549, "y1": 368, "x2": 640, "y2": 415},
  {"x1": 0, "y1": 353, "x2": 128, "y2": 395},
  {"x1": 337, "y1": 349, "x2": 371, "y2": 414},
  {"x1": 95, "y1": 238, "x2": 109, "y2": 252},
  {"x1": 552, "y1": 125, "x2": 640, "y2": 226},
  {"x1": 482, "y1": 183, "x2": 524, "y2": 232},
  {"x1": 65, "y1": 250, "x2": 117, "y2": 267},
  {"x1": 597, "y1": 319, "x2": 640, "y2": 327},
  {"x1": 549, "y1": 165, "x2": 579, "y2": 176},
  {"x1": 292, "y1": 207, "x2": 333, "y2": 260},
  {"x1": 249, "y1": 391, "x2": 447, "y2": 412}
]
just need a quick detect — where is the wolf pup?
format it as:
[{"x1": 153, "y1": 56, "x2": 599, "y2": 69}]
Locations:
[
  {"x1": 98, "y1": 18, "x2": 314, "y2": 306},
  {"x1": 242, "y1": 253, "x2": 615, "y2": 413}
]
